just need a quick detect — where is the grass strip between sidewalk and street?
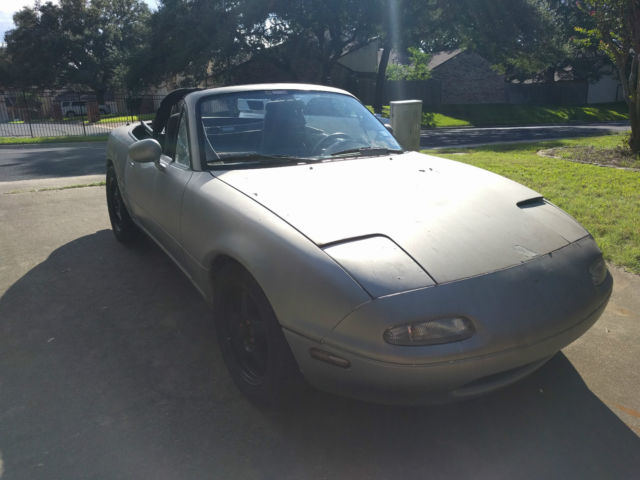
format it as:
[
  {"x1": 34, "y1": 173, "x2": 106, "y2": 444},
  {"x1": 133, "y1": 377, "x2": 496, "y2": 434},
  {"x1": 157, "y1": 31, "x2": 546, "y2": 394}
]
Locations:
[
  {"x1": 426, "y1": 133, "x2": 640, "y2": 274},
  {"x1": 0, "y1": 135, "x2": 108, "y2": 145}
]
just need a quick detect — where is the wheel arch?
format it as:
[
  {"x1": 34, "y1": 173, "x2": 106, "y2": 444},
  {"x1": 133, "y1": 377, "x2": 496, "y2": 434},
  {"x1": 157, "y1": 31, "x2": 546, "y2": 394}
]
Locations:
[
  {"x1": 209, "y1": 251, "x2": 305, "y2": 405},
  {"x1": 209, "y1": 254, "x2": 250, "y2": 289},
  {"x1": 208, "y1": 254, "x2": 270, "y2": 311}
]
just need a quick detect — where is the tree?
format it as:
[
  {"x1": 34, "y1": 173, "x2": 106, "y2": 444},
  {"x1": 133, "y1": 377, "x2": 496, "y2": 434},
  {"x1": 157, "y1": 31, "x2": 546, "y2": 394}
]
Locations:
[
  {"x1": 373, "y1": 0, "x2": 450, "y2": 111},
  {"x1": 130, "y1": 0, "x2": 384, "y2": 89},
  {"x1": 546, "y1": 0, "x2": 610, "y2": 82},
  {"x1": 3, "y1": 2, "x2": 69, "y2": 87},
  {"x1": 0, "y1": 46, "x2": 16, "y2": 88},
  {"x1": 386, "y1": 47, "x2": 431, "y2": 80},
  {"x1": 127, "y1": 0, "x2": 245, "y2": 88},
  {"x1": 371, "y1": 0, "x2": 568, "y2": 109},
  {"x1": 4, "y1": 0, "x2": 150, "y2": 100},
  {"x1": 263, "y1": 0, "x2": 381, "y2": 84},
  {"x1": 443, "y1": 0, "x2": 571, "y2": 81},
  {"x1": 69, "y1": 0, "x2": 151, "y2": 101},
  {"x1": 575, "y1": 0, "x2": 640, "y2": 153}
]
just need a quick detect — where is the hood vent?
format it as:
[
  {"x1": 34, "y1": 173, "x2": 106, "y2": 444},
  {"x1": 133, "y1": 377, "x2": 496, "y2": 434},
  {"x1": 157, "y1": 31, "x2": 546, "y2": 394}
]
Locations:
[{"x1": 517, "y1": 197, "x2": 545, "y2": 209}]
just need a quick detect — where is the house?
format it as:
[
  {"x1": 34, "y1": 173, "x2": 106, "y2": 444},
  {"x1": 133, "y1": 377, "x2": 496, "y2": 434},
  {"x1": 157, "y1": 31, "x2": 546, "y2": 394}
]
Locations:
[
  {"x1": 378, "y1": 48, "x2": 507, "y2": 105},
  {"x1": 426, "y1": 49, "x2": 507, "y2": 104},
  {"x1": 587, "y1": 65, "x2": 624, "y2": 104}
]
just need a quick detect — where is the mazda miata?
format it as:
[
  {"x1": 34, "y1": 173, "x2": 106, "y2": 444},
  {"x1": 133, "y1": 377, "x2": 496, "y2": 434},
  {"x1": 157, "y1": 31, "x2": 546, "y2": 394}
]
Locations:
[{"x1": 105, "y1": 84, "x2": 612, "y2": 405}]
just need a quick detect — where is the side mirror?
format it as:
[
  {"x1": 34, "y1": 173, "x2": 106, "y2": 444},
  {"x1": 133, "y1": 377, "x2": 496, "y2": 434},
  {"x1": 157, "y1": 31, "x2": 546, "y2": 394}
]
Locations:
[
  {"x1": 128, "y1": 138, "x2": 161, "y2": 164},
  {"x1": 385, "y1": 124, "x2": 394, "y2": 134}
]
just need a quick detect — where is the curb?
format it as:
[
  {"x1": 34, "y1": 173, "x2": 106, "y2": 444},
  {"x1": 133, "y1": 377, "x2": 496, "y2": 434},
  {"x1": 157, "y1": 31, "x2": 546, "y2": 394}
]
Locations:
[{"x1": 0, "y1": 174, "x2": 105, "y2": 194}]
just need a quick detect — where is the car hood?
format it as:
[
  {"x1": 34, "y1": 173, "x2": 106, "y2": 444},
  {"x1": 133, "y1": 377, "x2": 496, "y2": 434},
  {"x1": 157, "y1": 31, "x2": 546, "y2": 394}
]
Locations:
[{"x1": 216, "y1": 152, "x2": 588, "y2": 283}]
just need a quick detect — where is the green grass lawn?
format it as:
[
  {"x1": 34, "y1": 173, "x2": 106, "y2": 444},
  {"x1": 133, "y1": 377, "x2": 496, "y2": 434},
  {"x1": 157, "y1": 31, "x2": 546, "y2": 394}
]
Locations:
[
  {"x1": 425, "y1": 134, "x2": 640, "y2": 274},
  {"x1": 430, "y1": 103, "x2": 628, "y2": 127},
  {"x1": 427, "y1": 112, "x2": 471, "y2": 127},
  {"x1": 88, "y1": 113, "x2": 154, "y2": 125},
  {"x1": 367, "y1": 105, "x2": 471, "y2": 127},
  {"x1": 0, "y1": 135, "x2": 108, "y2": 145},
  {"x1": 369, "y1": 102, "x2": 628, "y2": 128}
]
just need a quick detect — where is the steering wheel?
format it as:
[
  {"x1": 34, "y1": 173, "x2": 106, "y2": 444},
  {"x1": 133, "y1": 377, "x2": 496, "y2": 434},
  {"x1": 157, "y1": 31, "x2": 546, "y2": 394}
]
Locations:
[{"x1": 312, "y1": 132, "x2": 354, "y2": 155}]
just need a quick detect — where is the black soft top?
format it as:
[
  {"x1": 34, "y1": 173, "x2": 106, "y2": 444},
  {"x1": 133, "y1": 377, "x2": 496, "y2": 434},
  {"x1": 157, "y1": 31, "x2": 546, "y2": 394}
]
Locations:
[{"x1": 151, "y1": 88, "x2": 201, "y2": 136}]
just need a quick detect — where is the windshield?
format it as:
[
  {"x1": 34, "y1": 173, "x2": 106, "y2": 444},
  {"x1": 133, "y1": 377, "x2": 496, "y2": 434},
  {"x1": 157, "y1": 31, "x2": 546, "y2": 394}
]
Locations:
[{"x1": 198, "y1": 90, "x2": 402, "y2": 168}]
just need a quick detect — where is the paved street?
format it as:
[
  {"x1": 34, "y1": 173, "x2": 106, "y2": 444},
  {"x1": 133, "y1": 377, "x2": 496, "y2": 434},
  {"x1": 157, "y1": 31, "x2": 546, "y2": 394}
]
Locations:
[
  {"x1": 0, "y1": 173, "x2": 638, "y2": 479},
  {"x1": 0, "y1": 143, "x2": 106, "y2": 182},
  {"x1": 420, "y1": 122, "x2": 630, "y2": 148},
  {"x1": 0, "y1": 122, "x2": 631, "y2": 185}
]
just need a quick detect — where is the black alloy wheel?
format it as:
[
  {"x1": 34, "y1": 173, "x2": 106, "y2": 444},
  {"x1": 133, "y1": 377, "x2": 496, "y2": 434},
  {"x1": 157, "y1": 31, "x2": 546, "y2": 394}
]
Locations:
[
  {"x1": 213, "y1": 263, "x2": 302, "y2": 406},
  {"x1": 106, "y1": 164, "x2": 138, "y2": 243},
  {"x1": 224, "y1": 279, "x2": 269, "y2": 385}
]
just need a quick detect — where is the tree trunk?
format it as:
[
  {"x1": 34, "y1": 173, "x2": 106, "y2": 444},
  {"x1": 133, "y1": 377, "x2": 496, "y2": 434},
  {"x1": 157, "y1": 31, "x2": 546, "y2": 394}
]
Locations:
[
  {"x1": 614, "y1": 54, "x2": 638, "y2": 153},
  {"x1": 629, "y1": 99, "x2": 640, "y2": 153},
  {"x1": 320, "y1": 59, "x2": 332, "y2": 84},
  {"x1": 626, "y1": 55, "x2": 640, "y2": 154},
  {"x1": 542, "y1": 66, "x2": 555, "y2": 83},
  {"x1": 373, "y1": 40, "x2": 391, "y2": 113},
  {"x1": 94, "y1": 89, "x2": 105, "y2": 105}
]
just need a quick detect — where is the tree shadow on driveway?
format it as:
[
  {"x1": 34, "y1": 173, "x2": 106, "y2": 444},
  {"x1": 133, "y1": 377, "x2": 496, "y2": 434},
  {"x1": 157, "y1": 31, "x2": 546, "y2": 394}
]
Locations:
[{"x1": 1, "y1": 231, "x2": 638, "y2": 479}]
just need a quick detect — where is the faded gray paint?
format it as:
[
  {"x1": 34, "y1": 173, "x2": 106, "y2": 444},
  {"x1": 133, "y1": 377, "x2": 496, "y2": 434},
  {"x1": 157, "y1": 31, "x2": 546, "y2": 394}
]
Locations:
[{"x1": 105, "y1": 83, "x2": 612, "y2": 404}]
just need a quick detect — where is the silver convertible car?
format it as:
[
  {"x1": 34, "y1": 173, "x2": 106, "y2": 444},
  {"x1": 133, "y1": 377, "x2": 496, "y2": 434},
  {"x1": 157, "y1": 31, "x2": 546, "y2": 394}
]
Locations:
[{"x1": 105, "y1": 84, "x2": 612, "y2": 405}]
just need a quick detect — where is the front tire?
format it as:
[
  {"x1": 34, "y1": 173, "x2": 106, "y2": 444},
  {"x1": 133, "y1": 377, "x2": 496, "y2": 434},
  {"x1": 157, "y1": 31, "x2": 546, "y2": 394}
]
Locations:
[
  {"x1": 213, "y1": 262, "x2": 302, "y2": 406},
  {"x1": 106, "y1": 163, "x2": 138, "y2": 243}
]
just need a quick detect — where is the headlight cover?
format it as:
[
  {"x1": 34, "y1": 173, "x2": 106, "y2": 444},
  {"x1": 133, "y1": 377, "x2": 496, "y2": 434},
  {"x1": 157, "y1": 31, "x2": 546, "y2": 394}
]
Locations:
[
  {"x1": 383, "y1": 316, "x2": 475, "y2": 346},
  {"x1": 323, "y1": 236, "x2": 434, "y2": 298}
]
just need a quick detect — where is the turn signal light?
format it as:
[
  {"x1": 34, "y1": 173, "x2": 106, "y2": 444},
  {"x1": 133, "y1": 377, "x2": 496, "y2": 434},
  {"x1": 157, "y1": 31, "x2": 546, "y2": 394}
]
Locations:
[{"x1": 589, "y1": 256, "x2": 608, "y2": 286}]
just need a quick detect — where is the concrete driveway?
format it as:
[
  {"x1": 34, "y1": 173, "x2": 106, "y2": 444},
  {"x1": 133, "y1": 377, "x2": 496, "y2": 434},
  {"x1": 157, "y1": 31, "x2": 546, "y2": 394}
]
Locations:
[
  {"x1": 0, "y1": 143, "x2": 106, "y2": 182},
  {"x1": 0, "y1": 177, "x2": 639, "y2": 479}
]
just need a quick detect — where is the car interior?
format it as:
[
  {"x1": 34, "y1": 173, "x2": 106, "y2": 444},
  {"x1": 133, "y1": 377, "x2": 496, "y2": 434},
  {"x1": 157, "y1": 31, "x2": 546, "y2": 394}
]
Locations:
[{"x1": 132, "y1": 89, "x2": 397, "y2": 166}]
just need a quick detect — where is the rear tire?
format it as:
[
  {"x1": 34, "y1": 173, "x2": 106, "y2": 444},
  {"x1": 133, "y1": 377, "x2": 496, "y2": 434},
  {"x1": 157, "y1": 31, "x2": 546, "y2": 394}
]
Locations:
[
  {"x1": 213, "y1": 262, "x2": 303, "y2": 406},
  {"x1": 106, "y1": 163, "x2": 138, "y2": 243}
]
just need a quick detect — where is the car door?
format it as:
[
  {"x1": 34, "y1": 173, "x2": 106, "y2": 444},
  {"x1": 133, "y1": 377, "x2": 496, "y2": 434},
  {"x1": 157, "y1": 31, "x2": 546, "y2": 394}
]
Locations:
[
  {"x1": 124, "y1": 109, "x2": 193, "y2": 265},
  {"x1": 149, "y1": 111, "x2": 194, "y2": 265},
  {"x1": 123, "y1": 144, "x2": 157, "y2": 231}
]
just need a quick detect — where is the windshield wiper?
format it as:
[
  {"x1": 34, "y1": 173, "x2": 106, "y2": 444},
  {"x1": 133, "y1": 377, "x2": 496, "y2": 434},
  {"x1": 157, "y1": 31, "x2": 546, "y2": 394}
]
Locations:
[
  {"x1": 330, "y1": 147, "x2": 404, "y2": 157},
  {"x1": 211, "y1": 153, "x2": 315, "y2": 168}
]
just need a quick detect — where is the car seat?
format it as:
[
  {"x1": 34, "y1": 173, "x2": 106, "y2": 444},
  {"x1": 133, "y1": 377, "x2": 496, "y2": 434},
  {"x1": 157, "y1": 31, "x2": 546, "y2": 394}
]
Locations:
[{"x1": 261, "y1": 100, "x2": 307, "y2": 156}]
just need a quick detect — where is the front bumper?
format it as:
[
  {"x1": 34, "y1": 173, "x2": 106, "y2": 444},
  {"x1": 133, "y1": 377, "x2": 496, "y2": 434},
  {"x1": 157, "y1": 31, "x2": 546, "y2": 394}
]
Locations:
[
  {"x1": 284, "y1": 236, "x2": 612, "y2": 404},
  {"x1": 285, "y1": 295, "x2": 608, "y2": 404}
]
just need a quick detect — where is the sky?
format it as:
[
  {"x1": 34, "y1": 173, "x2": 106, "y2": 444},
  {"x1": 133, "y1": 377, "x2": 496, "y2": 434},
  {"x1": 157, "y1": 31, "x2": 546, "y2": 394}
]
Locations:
[{"x1": 0, "y1": 0, "x2": 159, "y2": 43}]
